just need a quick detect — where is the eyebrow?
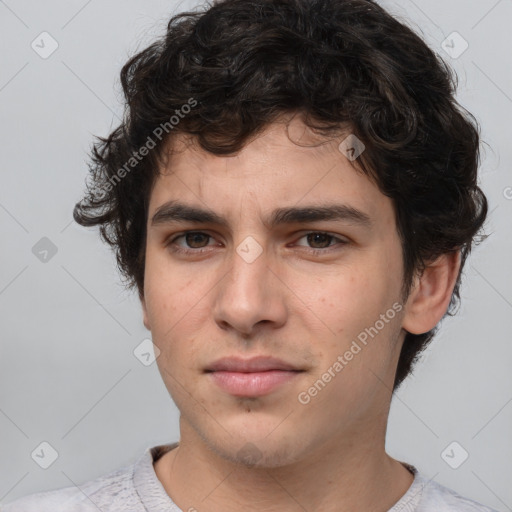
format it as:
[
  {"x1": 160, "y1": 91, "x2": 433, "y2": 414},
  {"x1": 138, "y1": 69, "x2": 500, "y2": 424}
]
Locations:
[{"x1": 150, "y1": 200, "x2": 373, "y2": 229}]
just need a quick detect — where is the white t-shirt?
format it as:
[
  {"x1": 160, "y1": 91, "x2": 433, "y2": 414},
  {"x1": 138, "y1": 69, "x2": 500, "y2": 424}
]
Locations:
[{"x1": 1, "y1": 443, "x2": 499, "y2": 511}]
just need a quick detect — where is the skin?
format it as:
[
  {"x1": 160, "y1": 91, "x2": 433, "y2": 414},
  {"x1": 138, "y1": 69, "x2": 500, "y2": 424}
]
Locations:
[{"x1": 141, "y1": 116, "x2": 460, "y2": 512}]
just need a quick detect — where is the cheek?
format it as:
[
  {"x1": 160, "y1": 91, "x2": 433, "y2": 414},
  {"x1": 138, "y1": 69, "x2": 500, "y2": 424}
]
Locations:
[
  {"x1": 144, "y1": 263, "x2": 207, "y2": 359},
  {"x1": 297, "y1": 267, "x2": 385, "y2": 327},
  {"x1": 296, "y1": 260, "x2": 402, "y2": 354},
  {"x1": 144, "y1": 253, "x2": 195, "y2": 327}
]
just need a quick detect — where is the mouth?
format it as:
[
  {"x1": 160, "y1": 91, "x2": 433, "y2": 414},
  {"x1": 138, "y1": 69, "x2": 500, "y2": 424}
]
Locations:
[{"x1": 204, "y1": 356, "x2": 305, "y2": 397}]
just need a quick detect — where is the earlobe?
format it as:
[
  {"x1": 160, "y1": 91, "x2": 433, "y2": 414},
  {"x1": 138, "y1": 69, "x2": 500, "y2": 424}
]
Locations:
[
  {"x1": 140, "y1": 295, "x2": 151, "y2": 330},
  {"x1": 401, "y1": 251, "x2": 461, "y2": 335}
]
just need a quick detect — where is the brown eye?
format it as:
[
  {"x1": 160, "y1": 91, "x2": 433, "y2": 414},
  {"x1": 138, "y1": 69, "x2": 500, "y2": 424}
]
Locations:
[
  {"x1": 294, "y1": 231, "x2": 348, "y2": 254},
  {"x1": 184, "y1": 232, "x2": 210, "y2": 248},
  {"x1": 306, "y1": 232, "x2": 335, "y2": 249},
  {"x1": 167, "y1": 231, "x2": 217, "y2": 255}
]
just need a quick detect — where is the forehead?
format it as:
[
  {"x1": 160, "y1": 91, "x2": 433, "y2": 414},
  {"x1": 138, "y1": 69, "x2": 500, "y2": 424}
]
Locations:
[{"x1": 148, "y1": 121, "x2": 393, "y2": 228}]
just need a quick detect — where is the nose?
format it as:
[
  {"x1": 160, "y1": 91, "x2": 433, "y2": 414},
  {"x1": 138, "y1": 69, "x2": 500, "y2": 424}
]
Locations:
[{"x1": 212, "y1": 241, "x2": 288, "y2": 337}]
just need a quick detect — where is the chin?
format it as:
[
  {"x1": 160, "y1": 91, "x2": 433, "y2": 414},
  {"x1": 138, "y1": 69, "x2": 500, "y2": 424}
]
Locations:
[{"x1": 205, "y1": 431, "x2": 305, "y2": 469}]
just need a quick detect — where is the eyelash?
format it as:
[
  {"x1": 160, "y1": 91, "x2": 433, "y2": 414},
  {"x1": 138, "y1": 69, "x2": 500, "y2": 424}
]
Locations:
[{"x1": 166, "y1": 231, "x2": 348, "y2": 256}]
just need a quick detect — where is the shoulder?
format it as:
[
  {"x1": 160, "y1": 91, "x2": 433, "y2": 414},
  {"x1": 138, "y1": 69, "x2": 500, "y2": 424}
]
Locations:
[
  {"x1": 1, "y1": 460, "x2": 139, "y2": 512},
  {"x1": 416, "y1": 474, "x2": 499, "y2": 512},
  {"x1": 1, "y1": 486, "x2": 91, "y2": 512}
]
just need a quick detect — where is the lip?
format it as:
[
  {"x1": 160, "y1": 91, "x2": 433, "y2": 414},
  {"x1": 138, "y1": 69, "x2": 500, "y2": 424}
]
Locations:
[
  {"x1": 208, "y1": 370, "x2": 302, "y2": 397},
  {"x1": 205, "y1": 356, "x2": 302, "y2": 373},
  {"x1": 205, "y1": 356, "x2": 304, "y2": 397}
]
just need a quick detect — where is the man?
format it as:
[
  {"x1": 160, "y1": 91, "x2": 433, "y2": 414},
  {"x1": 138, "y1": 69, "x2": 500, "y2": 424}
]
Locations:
[{"x1": 3, "y1": 0, "x2": 496, "y2": 510}]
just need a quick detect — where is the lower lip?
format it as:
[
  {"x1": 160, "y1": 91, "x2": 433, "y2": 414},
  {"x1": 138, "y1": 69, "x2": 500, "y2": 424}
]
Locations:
[{"x1": 208, "y1": 370, "x2": 302, "y2": 397}]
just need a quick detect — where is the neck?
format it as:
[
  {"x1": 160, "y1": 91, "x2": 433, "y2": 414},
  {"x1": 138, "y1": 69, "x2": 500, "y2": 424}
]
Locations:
[{"x1": 154, "y1": 418, "x2": 414, "y2": 512}]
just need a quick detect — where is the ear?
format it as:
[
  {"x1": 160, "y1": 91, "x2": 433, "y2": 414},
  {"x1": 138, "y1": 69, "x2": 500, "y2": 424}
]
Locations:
[
  {"x1": 402, "y1": 251, "x2": 461, "y2": 335},
  {"x1": 140, "y1": 293, "x2": 151, "y2": 330}
]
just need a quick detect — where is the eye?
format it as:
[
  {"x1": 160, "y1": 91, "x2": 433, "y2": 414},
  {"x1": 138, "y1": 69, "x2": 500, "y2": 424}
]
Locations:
[
  {"x1": 294, "y1": 232, "x2": 348, "y2": 253},
  {"x1": 167, "y1": 231, "x2": 217, "y2": 254},
  {"x1": 166, "y1": 230, "x2": 348, "y2": 257}
]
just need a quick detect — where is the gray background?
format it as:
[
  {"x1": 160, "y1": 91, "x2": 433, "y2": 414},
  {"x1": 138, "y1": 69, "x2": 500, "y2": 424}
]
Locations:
[{"x1": 0, "y1": 0, "x2": 511, "y2": 509}]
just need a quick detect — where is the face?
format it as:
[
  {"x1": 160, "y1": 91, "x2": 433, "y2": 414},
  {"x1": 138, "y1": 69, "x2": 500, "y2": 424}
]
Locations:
[{"x1": 141, "y1": 119, "x2": 408, "y2": 468}]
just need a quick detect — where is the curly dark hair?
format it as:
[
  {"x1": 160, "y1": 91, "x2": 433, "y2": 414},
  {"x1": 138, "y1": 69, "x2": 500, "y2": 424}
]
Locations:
[{"x1": 74, "y1": 0, "x2": 488, "y2": 391}]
